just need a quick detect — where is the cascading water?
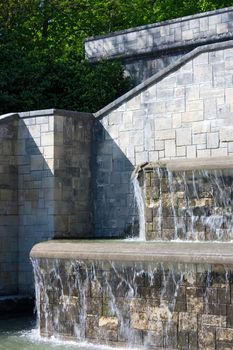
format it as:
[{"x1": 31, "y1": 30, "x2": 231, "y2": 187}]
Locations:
[
  {"x1": 133, "y1": 165, "x2": 233, "y2": 241},
  {"x1": 31, "y1": 255, "x2": 233, "y2": 349},
  {"x1": 132, "y1": 175, "x2": 146, "y2": 241},
  {"x1": 31, "y1": 161, "x2": 233, "y2": 349}
]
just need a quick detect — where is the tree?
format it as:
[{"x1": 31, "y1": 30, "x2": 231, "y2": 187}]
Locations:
[{"x1": 0, "y1": 0, "x2": 232, "y2": 114}]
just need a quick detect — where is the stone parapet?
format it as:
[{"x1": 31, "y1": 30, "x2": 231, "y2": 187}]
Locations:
[{"x1": 86, "y1": 7, "x2": 233, "y2": 84}]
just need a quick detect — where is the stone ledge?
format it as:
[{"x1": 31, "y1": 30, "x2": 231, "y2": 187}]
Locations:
[
  {"x1": 18, "y1": 109, "x2": 93, "y2": 119},
  {"x1": 86, "y1": 6, "x2": 233, "y2": 42},
  {"x1": 30, "y1": 240, "x2": 233, "y2": 265},
  {"x1": 139, "y1": 156, "x2": 233, "y2": 172}
]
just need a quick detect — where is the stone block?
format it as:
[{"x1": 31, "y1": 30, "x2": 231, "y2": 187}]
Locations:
[
  {"x1": 187, "y1": 145, "x2": 197, "y2": 158},
  {"x1": 186, "y1": 100, "x2": 203, "y2": 112},
  {"x1": 165, "y1": 139, "x2": 176, "y2": 158},
  {"x1": 199, "y1": 326, "x2": 216, "y2": 349},
  {"x1": 207, "y1": 132, "x2": 219, "y2": 148},
  {"x1": 176, "y1": 128, "x2": 192, "y2": 146},
  {"x1": 211, "y1": 147, "x2": 228, "y2": 157},
  {"x1": 182, "y1": 29, "x2": 193, "y2": 40},
  {"x1": 220, "y1": 128, "x2": 233, "y2": 142},
  {"x1": 182, "y1": 110, "x2": 204, "y2": 123},
  {"x1": 155, "y1": 117, "x2": 172, "y2": 131},
  {"x1": 131, "y1": 312, "x2": 148, "y2": 330},
  {"x1": 197, "y1": 149, "x2": 211, "y2": 158},
  {"x1": 179, "y1": 312, "x2": 197, "y2": 332},
  {"x1": 217, "y1": 328, "x2": 233, "y2": 342},
  {"x1": 41, "y1": 132, "x2": 54, "y2": 146},
  {"x1": 202, "y1": 314, "x2": 226, "y2": 328},
  {"x1": 194, "y1": 65, "x2": 212, "y2": 83},
  {"x1": 127, "y1": 95, "x2": 141, "y2": 110},
  {"x1": 176, "y1": 146, "x2": 186, "y2": 157},
  {"x1": 30, "y1": 155, "x2": 44, "y2": 171},
  {"x1": 192, "y1": 133, "x2": 206, "y2": 145}
]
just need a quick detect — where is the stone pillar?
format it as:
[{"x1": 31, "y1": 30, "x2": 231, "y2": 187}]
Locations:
[
  {"x1": 0, "y1": 116, "x2": 18, "y2": 295},
  {"x1": 53, "y1": 111, "x2": 94, "y2": 238}
]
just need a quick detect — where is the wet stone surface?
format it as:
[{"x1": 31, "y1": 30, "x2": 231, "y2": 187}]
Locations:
[
  {"x1": 139, "y1": 166, "x2": 233, "y2": 242},
  {"x1": 33, "y1": 258, "x2": 233, "y2": 349}
]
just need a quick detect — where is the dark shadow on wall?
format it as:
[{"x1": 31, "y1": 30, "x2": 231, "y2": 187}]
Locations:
[
  {"x1": 0, "y1": 118, "x2": 18, "y2": 295},
  {"x1": 92, "y1": 119, "x2": 139, "y2": 239}
]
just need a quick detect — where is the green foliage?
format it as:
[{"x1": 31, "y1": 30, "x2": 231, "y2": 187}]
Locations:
[
  {"x1": 152, "y1": 0, "x2": 233, "y2": 22},
  {"x1": 0, "y1": 0, "x2": 232, "y2": 114},
  {"x1": 0, "y1": 43, "x2": 131, "y2": 114}
]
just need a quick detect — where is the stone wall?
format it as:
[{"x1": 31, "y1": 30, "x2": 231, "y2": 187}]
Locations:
[
  {"x1": 0, "y1": 109, "x2": 93, "y2": 294},
  {"x1": 93, "y1": 41, "x2": 233, "y2": 238},
  {"x1": 139, "y1": 163, "x2": 233, "y2": 241},
  {"x1": 53, "y1": 112, "x2": 93, "y2": 238},
  {"x1": 35, "y1": 257, "x2": 233, "y2": 349},
  {"x1": 86, "y1": 7, "x2": 233, "y2": 85},
  {"x1": 17, "y1": 111, "x2": 55, "y2": 293},
  {"x1": 0, "y1": 116, "x2": 18, "y2": 295}
]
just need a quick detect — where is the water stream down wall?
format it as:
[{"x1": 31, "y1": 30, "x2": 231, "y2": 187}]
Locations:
[
  {"x1": 32, "y1": 255, "x2": 233, "y2": 349},
  {"x1": 31, "y1": 159, "x2": 233, "y2": 349},
  {"x1": 134, "y1": 162, "x2": 233, "y2": 242}
]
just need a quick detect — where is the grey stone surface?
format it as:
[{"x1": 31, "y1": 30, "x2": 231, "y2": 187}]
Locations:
[
  {"x1": 86, "y1": 7, "x2": 233, "y2": 84},
  {"x1": 93, "y1": 40, "x2": 233, "y2": 238},
  {"x1": 0, "y1": 110, "x2": 94, "y2": 294},
  {"x1": 0, "y1": 119, "x2": 18, "y2": 295},
  {"x1": 31, "y1": 240, "x2": 233, "y2": 264}
]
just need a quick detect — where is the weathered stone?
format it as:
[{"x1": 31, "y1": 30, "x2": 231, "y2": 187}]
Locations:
[
  {"x1": 99, "y1": 316, "x2": 118, "y2": 330},
  {"x1": 131, "y1": 312, "x2": 149, "y2": 330}
]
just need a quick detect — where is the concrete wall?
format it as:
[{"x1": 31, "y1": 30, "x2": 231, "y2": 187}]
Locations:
[
  {"x1": 0, "y1": 110, "x2": 93, "y2": 294},
  {"x1": 93, "y1": 41, "x2": 233, "y2": 238},
  {"x1": 86, "y1": 7, "x2": 233, "y2": 85},
  {"x1": 0, "y1": 117, "x2": 18, "y2": 295}
]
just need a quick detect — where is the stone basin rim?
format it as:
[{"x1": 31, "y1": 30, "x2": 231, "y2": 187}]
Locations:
[{"x1": 30, "y1": 240, "x2": 233, "y2": 265}]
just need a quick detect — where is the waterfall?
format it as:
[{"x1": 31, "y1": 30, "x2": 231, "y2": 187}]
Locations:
[
  {"x1": 132, "y1": 176, "x2": 145, "y2": 241},
  {"x1": 31, "y1": 256, "x2": 233, "y2": 348},
  {"x1": 134, "y1": 165, "x2": 233, "y2": 242}
]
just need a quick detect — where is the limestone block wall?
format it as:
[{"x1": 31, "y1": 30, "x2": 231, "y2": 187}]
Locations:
[
  {"x1": 94, "y1": 41, "x2": 233, "y2": 238},
  {"x1": 53, "y1": 112, "x2": 93, "y2": 238},
  {"x1": 139, "y1": 163, "x2": 233, "y2": 242},
  {"x1": 17, "y1": 111, "x2": 56, "y2": 293},
  {"x1": 0, "y1": 109, "x2": 93, "y2": 295},
  {"x1": 86, "y1": 7, "x2": 233, "y2": 84},
  {"x1": 17, "y1": 110, "x2": 93, "y2": 293},
  {"x1": 0, "y1": 117, "x2": 18, "y2": 295},
  {"x1": 34, "y1": 256, "x2": 233, "y2": 349}
]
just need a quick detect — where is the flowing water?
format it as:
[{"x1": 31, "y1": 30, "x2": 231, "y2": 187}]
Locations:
[
  {"x1": 134, "y1": 167, "x2": 233, "y2": 241},
  {"x1": 132, "y1": 176, "x2": 145, "y2": 240}
]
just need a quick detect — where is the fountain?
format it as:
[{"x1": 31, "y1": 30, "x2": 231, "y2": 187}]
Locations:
[
  {"x1": 27, "y1": 12, "x2": 233, "y2": 349},
  {"x1": 30, "y1": 157, "x2": 233, "y2": 349}
]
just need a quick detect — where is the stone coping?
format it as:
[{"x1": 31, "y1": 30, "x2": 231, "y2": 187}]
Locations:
[
  {"x1": 86, "y1": 6, "x2": 233, "y2": 42},
  {"x1": 94, "y1": 40, "x2": 233, "y2": 118},
  {"x1": 0, "y1": 109, "x2": 93, "y2": 121},
  {"x1": 135, "y1": 157, "x2": 233, "y2": 172},
  {"x1": 30, "y1": 240, "x2": 233, "y2": 265}
]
